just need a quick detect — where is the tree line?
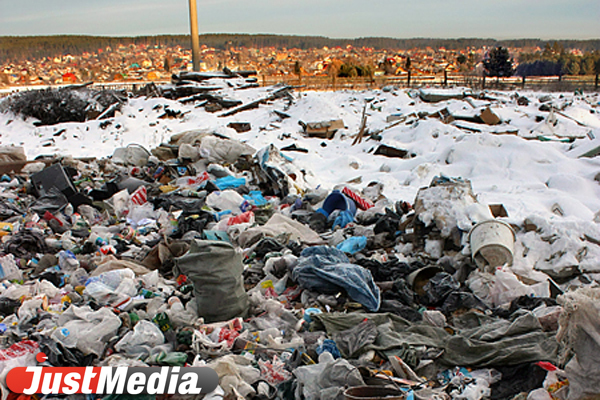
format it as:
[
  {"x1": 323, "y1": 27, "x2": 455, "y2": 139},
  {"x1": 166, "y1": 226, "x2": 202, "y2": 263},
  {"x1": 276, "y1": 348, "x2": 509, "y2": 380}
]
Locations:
[
  {"x1": 1, "y1": 34, "x2": 600, "y2": 63},
  {"x1": 481, "y1": 43, "x2": 600, "y2": 81}
]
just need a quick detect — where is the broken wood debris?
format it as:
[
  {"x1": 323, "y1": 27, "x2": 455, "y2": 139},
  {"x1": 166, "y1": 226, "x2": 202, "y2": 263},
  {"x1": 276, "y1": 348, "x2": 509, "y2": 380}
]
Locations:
[
  {"x1": 373, "y1": 144, "x2": 414, "y2": 159},
  {"x1": 219, "y1": 85, "x2": 293, "y2": 117},
  {"x1": 171, "y1": 69, "x2": 257, "y2": 84},
  {"x1": 227, "y1": 122, "x2": 252, "y2": 133},
  {"x1": 299, "y1": 119, "x2": 345, "y2": 139},
  {"x1": 352, "y1": 103, "x2": 368, "y2": 145}
]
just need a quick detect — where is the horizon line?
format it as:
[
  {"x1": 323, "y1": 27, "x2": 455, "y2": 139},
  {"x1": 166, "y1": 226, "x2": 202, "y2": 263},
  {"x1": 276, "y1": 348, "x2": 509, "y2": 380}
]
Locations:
[{"x1": 2, "y1": 33, "x2": 600, "y2": 42}]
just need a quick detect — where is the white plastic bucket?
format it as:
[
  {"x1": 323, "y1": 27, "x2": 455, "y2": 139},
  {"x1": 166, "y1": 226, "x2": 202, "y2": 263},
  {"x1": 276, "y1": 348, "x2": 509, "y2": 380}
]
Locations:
[{"x1": 468, "y1": 220, "x2": 516, "y2": 272}]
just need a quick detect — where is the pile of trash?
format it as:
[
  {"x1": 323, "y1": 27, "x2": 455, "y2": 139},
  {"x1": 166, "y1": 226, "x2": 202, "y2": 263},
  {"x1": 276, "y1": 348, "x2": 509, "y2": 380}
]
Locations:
[
  {"x1": 0, "y1": 121, "x2": 596, "y2": 400},
  {"x1": 0, "y1": 84, "x2": 127, "y2": 126}
]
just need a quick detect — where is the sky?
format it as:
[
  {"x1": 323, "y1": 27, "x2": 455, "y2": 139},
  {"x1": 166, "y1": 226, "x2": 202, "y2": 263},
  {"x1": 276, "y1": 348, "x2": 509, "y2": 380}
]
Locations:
[{"x1": 0, "y1": 0, "x2": 599, "y2": 40}]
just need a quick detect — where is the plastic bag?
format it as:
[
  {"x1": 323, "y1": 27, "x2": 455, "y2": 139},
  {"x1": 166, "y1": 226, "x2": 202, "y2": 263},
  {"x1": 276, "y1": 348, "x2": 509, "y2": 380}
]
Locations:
[
  {"x1": 422, "y1": 272, "x2": 460, "y2": 306},
  {"x1": 58, "y1": 250, "x2": 80, "y2": 271},
  {"x1": 214, "y1": 176, "x2": 246, "y2": 190},
  {"x1": 491, "y1": 267, "x2": 548, "y2": 307},
  {"x1": 166, "y1": 297, "x2": 198, "y2": 328},
  {"x1": 0, "y1": 254, "x2": 22, "y2": 281},
  {"x1": 207, "y1": 355, "x2": 260, "y2": 397},
  {"x1": 148, "y1": 350, "x2": 188, "y2": 366},
  {"x1": 84, "y1": 269, "x2": 136, "y2": 301},
  {"x1": 556, "y1": 288, "x2": 600, "y2": 400},
  {"x1": 336, "y1": 236, "x2": 367, "y2": 254},
  {"x1": 259, "y1": 356, "x2": 292, "y2": 385},
  {"x1": 332, "y1": 210, "x2": 354, "y2": 230},
  {"x1": 106, "y1": 189, "x2": 131, "y2": 219},
  {"x1": 206, "y1": 190, "x2": 245, "y2": 212},
  {"x1": 292, "y1": 246, "x2": 380, "y2": 312},
  {"x1": 115, "y1": 320, "x2": 165, "y2": 357},
  {"x1": 294, "y1": 352, "x2": 364, "y2": 400},
  {"x1": 466, "y1": 270, "x2": 496, "y2": 307},
  {"x1": 57, "y1": 305, "x2": 122, "y2": 356},
  {"x1": 0, "y1": 340, "x2": 39, "y2": 398}
]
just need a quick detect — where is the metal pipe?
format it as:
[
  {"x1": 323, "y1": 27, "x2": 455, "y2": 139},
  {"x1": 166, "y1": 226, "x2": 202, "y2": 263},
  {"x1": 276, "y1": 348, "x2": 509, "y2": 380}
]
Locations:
[{"x1": 188, "y1": 0, "x2": 201, "y2": 72}]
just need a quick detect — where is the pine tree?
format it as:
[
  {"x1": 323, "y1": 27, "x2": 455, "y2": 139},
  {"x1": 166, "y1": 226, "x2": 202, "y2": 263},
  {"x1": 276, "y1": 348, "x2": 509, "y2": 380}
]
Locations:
[{"x1": 483, "y1": 47, "x2": 514, "y2": 80}]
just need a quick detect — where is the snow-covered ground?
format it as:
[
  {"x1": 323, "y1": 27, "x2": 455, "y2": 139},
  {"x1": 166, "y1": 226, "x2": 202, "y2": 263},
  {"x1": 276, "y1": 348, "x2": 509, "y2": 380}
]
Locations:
[{"x1": 2, "y1": 83, "x2": 600, "y2": 284}]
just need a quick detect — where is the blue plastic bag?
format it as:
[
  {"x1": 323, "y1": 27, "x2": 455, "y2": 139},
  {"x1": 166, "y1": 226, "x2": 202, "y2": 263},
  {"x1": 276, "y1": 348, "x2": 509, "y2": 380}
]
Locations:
[
  {"x1": 336, "y1": 236, "x2": 367, "y2": 254},
  {"x1": 214, "y1": 176, "x2": 246, "y2": 190},
  {"x1": 292, "y1": 246, "x2": 380, "y2": 311}
]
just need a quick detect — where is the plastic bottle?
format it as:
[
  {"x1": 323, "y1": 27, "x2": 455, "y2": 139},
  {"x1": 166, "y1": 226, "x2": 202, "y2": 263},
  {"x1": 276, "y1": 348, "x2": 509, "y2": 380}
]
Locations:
[{"x1": 86, "y1": 269, "x2": 136, "y2": 289}]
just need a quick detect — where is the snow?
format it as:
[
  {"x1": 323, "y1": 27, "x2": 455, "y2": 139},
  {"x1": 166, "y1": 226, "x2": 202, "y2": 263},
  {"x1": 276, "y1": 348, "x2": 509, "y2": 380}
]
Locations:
[{"x1": 1, "y1": 84, "x2": 600, "y2": 281}]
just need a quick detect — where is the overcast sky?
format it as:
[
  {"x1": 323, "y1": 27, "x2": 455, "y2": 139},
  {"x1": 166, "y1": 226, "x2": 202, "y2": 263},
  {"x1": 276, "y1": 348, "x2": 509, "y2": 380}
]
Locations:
[{"x1": 1, "y1": 0, "x2": 598, "y2": 40}]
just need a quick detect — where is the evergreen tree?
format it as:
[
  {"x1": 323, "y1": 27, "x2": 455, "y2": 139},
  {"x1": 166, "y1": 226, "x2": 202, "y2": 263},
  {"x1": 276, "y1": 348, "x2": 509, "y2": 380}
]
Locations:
[
  {"x1": 483, "y1": 47, "x2": 514, "y2": 79},
  {"x1": 293, "y1": 60, "x2": 302, "y2": 76},
  {"x1": 581, "y1": 55, "x2": 595, "y2": 75},
  {"x1": 566, "y1": 58, "x2": 581, "y2": 75}
]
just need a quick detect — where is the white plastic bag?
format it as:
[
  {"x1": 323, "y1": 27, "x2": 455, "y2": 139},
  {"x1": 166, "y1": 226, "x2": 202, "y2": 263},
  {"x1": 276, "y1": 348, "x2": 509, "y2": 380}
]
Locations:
[
  {"x1": 0, "y1": 254, "x2": 22, "y2": 281},
  {"x1": 115, "y1": 320, "x2": 164, "y2": 357},
  {"x1": 491, "y1": 267, "x2": 548, "y2": 307},
  {"x1": 206, "y1": 190, "x2": 245, "y2": 213}
]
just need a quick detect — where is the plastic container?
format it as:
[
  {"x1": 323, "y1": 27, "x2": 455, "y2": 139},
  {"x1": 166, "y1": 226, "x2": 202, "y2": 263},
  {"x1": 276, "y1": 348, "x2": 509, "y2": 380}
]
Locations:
[
  {"x1": 468, "y1": 220, "x2": 516, "y2": 273},
  {"x1": 406, "y1": 266, "x2": 443, "y2": 297},
  {"x1": 321, "y1": 190, "x2": 357, "y2": 217}
]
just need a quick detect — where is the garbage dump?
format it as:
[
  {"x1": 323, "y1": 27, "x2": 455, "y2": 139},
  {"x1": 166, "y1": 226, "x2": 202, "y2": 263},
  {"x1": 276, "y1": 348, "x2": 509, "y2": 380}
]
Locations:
[{"x1": 0, "y1": 83, "x2": 599, "y2": 399}]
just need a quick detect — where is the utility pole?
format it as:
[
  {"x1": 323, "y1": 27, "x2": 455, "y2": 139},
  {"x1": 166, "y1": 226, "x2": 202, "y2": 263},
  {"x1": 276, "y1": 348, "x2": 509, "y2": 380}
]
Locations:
[{"x1": 188, "y1": 0, "x2": 200, "y2": 72}]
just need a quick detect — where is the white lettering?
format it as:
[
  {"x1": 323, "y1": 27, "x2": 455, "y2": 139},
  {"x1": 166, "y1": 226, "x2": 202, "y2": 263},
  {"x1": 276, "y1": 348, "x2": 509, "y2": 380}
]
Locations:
[
  {"x1": 62, "y1": 372, "x2": 80, "y2": 395},
  {"x1": 167, "y1": 367, "x2": 180, "y2": 394},
  {"x1": 81, "y1": 367, "x2": 97, "y2": 394},
  {"x1": 97, "y1": 367, "x2": 128, "y2": 394},
  {"x1": 41, "y1": 372, "x2": 62, "y2": 394},
  {"x1": 23, "y1": 367, "x2": 43, "y2": 395},
  {"x1": 126, "y1": 372, "x2": 146, "y2": 395},
  {"x1": 146, "y1": 367, "x2": 169, "y2": 395},
  {"x1": 178, "y1": 372, "x2": 201, "y2": 395}
]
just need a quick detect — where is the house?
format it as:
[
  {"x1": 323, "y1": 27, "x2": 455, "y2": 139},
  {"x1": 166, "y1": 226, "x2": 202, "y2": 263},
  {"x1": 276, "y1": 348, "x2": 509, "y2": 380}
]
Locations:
[{"x1": 62, "y1": 72, "x2": 77, "y2": 83}]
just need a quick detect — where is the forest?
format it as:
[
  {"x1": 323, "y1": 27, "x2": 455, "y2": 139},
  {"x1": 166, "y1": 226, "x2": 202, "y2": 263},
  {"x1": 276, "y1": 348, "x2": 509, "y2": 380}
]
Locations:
[{"x1": 1, "y1": 34, "x2": 600, "y2": 63}]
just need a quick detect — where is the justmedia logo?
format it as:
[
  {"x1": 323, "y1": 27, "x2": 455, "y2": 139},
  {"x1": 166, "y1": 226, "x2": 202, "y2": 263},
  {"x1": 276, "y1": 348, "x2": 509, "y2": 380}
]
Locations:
[{"x1": 6, "y1": 352, "x2": 219, "y2": 395}]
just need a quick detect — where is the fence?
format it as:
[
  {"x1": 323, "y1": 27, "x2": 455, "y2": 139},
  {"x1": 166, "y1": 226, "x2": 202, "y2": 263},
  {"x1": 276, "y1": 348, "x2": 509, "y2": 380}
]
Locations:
[
  {"x1": 261, "y1": 73, "x2": 600, "y2": 93},
  {"x1": 1, "y1": 74, "x2": 598, "y2": 98}
]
